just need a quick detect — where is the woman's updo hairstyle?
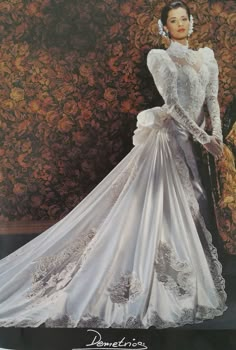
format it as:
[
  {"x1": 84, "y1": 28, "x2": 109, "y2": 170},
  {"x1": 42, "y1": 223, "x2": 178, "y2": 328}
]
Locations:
[{"x1": 161, "y1": 1, "x2": 191, "y2": 26}]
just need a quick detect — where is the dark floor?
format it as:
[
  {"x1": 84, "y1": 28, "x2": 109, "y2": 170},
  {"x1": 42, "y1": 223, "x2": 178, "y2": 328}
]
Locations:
[
  {"x1": 0, "y1": 234, "x2": 236, "y2": 350},
  {"x1": 0, "y1": 326, "x2": 236, "y2": 350}
]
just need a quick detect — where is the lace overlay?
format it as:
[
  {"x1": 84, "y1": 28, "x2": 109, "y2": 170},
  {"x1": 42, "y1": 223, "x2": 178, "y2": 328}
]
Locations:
[
  {"x1": 155, "y1": 242, "x2": 194, "y2": 299},
  {"x1": 145, "y1": 42, "x2": 222, "y2": 146},
  {"x1": 201, "y1": 47, "x2": 223, "y2": 141},
  {"x1": 108, "y1": 272, "x2": 143, "y2": 304},
  {"x1": 147, "y1": 50, "x2": 209, "y2": 145},
  {"x1": 27, "y1": 228, "x2": 96, "y2": 299}
]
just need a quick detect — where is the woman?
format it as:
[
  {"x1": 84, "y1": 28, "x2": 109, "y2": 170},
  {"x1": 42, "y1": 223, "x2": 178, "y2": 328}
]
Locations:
[{"x1": 0, "y1": 1, "x2": 227, "y2": 328}]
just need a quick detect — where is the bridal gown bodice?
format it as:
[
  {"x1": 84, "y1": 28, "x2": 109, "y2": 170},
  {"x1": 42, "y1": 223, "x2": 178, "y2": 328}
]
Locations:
[
  {"x1": 0, "y1": 41, "x2": 227, "y2": 328},
  {"x1": 133, "y1": 40, "x2": 222, "y2": 147}
]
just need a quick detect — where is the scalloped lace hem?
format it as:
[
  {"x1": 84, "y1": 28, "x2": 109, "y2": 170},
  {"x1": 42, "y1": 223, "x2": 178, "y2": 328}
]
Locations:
[{"x1": 0, "y1": 304, "x2": 227, "y2": 328}]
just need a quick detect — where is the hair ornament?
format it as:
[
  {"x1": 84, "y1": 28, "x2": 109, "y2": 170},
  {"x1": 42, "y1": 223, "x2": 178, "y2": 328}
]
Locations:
[
  {"x1": 188, "y1": 15, "x2": 194, "y2": 36},
  {"x1": 157, "y1": 19, "x2": 169, "y2": 37}
]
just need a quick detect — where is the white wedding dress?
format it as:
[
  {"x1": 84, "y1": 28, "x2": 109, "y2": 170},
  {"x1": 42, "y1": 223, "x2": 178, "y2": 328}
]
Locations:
[{"x1": 0, "y1": 41, "x2": 227, "y2": 328}]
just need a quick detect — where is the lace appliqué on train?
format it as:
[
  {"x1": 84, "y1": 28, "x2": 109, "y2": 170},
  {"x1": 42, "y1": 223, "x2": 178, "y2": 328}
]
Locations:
[
  {"x1": 155, "y1": 242, "x2": 194, "y2": 299},
  {"x1": 108, "y1": 272, "x2": 143, "y2": 304},
  {"x1": 27, "y1": 228, "x2": 96, "y2": 299}
]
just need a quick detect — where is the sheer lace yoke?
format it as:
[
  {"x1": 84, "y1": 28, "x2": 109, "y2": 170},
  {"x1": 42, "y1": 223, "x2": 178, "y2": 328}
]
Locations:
[{"x1": 167, "y1": 41, "x2": 204, "y2": 74}]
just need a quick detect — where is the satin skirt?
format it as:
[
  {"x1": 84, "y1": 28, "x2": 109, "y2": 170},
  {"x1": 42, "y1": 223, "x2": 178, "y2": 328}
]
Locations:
[{"x1": 0, "y1": 118, "x2": 227, "y2": 328}]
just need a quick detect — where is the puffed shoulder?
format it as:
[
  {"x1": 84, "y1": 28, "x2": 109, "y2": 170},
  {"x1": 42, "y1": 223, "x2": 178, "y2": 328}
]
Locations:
[
  {"x1": 147, "y1": 49, "x2": 176, "y2": 73},
  {"x1": 147, "y1": 49, "x2": 170, "y2": 61},
  {"x1": 199, "y1": 47, "x2": 216, "y2": 62},
  {"x1": 199, "y1": 47, "x2": 218, "y2": 74},
  {"x1": 147, "y1": 48, "x2": 166, "y2": 56}
]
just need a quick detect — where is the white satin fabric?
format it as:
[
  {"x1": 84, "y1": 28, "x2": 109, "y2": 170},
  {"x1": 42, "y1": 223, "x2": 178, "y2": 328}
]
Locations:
[{"x1": 0, "y1": 41, "x2": 227, "y2": 328}]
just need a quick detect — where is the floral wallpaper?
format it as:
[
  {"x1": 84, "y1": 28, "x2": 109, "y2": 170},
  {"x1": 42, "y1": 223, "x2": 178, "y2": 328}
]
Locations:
[{"x1": 0, "y1": 0, "x2": 235, "y2": 253}]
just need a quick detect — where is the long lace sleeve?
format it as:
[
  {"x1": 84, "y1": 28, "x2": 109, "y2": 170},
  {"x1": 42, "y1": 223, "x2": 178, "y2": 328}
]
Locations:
[
  {"x1": 203, "y1": 48, "x2": 223, "y2": 142},
  {"x1": 147, "y1": 49, "x2": 211, "y2": 145}
]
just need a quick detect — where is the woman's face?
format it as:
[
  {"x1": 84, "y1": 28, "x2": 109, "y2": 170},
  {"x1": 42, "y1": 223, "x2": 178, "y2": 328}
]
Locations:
[{"x1": 164, "y1": 7, "x2": 190, "y2": 40}]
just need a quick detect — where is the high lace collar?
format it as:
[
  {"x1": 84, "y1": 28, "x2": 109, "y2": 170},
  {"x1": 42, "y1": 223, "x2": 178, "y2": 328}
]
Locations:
[
  {"x1": 167, "y1": 40, "x2": 190, "y2": 54},
  {"x1": 166, "y1": 40, "x2": 201, "y2": 67}
]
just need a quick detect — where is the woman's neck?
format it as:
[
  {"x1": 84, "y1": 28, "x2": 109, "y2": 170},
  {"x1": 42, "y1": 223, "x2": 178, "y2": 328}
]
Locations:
[{"x1": 170, "y1": 38, "x2": 188, "y2": 47}]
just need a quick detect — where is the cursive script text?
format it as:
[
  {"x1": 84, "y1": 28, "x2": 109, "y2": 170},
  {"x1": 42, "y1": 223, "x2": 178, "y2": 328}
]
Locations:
[{"x1": 84, "y1": 329, "x2": 148, "y2": 350}]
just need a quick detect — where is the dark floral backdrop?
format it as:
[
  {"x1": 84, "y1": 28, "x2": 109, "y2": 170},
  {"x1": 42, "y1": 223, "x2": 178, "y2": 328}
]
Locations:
[{"x1": 0, "y1": 0, "x2": 235, "y2": 252}]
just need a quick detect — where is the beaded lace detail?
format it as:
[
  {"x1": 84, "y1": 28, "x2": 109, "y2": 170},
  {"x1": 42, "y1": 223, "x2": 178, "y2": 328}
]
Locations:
[
  {"x1": 155, "y1": 241, "x2": 194, "y2": 299},
  {"x1": 200, "y1": 47, "x2": 223, "y2": 141},
  {"x1": 108, "y1": 272, "x2": 143, "y2": 304},
  {"x1": 146, "y1": 41, "x2": 222, "y2": 144},
  {"x1": 27, "y1": 229, "x2": 96, "y2": 299}
]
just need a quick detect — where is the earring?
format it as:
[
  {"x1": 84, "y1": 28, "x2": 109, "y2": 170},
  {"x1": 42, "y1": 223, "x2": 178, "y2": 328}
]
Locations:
[{"x1": 188, "y1": 15, "x2": 194, "y2": 37}]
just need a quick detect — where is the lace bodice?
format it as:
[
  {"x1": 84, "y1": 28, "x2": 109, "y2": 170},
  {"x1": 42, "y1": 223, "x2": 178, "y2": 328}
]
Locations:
[{"x1": 146, "y1": 41, "x2": 222, "y2": 145}]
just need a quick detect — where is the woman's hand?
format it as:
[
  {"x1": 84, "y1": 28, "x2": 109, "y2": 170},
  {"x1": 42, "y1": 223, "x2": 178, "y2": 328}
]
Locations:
[{"x1": 203, "y1": 136, "x2": 223, "y2": 159}]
